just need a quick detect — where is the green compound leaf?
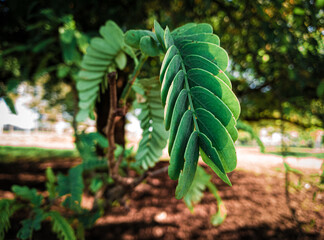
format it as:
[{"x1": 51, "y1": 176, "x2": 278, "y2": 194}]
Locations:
[
  {"x1": 0, "y1": 199, "x2": 22, "y2": 240},
  {"x1": 17, "y1": 209, "x2": 45, "y2": 240},
  {"x1": 156, "y1": 21, "x2": 240, "y2": 197},
  {"x1": 12, "y1": 185, "x2": 43, "y2": 207},
  {"x1": 57, "y1": 165, "x2": 84, "y2": 210},
  {"x1": 76, "y1": 20, "x2": 128, "y2": 122},
  {"x1": 46, "y1": 211, "x2": 76, "y2": 240},
  {"x1": 134, "y1": 77, "x2": 169, "y2": 170}
]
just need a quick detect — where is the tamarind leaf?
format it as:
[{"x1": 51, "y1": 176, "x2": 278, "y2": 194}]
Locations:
[
  {"x1": 90, "y1": 38, "x2": 117, "y2": 56},
  {"x1": 187, "y1": 68, "x2": 240, "y2": 119},
  {"x1": 86, "y1": 46, "x2": 113, "y2": 59},
  {"x1": 164, "y1": 27, "x2": 174, "y2": 50},
  {"x1": 76, "y1": 20, "x2": 128, "y2": 122},
  {"x1": 78, "y1": 94, "x2": 97, "y2": 109},
  {"x1": 80, "y1": 62, "x2": 108, "y2": 72},
  {"x1": 190, "y1": 86, "x2": 238, "y2": 141},
  {"x1": 99, "y1": 21, "x2": 124, "y2": 51},
  {"x1": 83, "y1": 54, "x2": 112, "y2": 66},
  {"x1": 168, "y1": 89, "x2": 188, "y2": 155},
  {"x1": 175, "y1": 131, "x2": 199, "y2": 199},
  {"x1": 175, "y1": 23, "x2": 213, "y2": 37},
  {"x1": 134, "y1": 77, "x2": 169, "y2": 170},
  {"x1": 161, "y1": 54, "x2": 182, "y2": 105},
  {"x1": 159, "y1": 45, "x2": 178, "y2": 83},
  {"x1": 156, "y1": 21, "x2": 240, "y2": 196},
  {"x1": 78, "y1": 70, "x2": 105, "y2": 80},
  {"x1": 199, "y1": 132, "x2": 231, "y2": 185},
  {"x1": 171, "y1": 23, "x2": 197, "y2": 37},
  {"x1": 169, "y1": 110, "x2": 194, "y2": 180},
  {"x1": 164, "y1": 70, "x2": 185, "y2": 130},
  {"x1": 196, "y1": 108, "x2": 237, "y2": 173},
  {"x1": 184, "y1": 54, "x2": 232, "y2": 88},
  {"x1": 183, "y1": 166, "x2": 210, "y2": 211},
  {"x1": 175, "y1": 33, "x2": 220, "y2": 46},
  {"x1": 180, "y1": 42, "x2": 229, "y2": 71},
  {"x1": 79, "y1": 86, "x2": 100, "y2": 101}
]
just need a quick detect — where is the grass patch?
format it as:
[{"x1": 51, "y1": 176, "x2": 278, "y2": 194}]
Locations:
[
  {"x1": 266, "y1": 147, "x2": 324, "y2": 159},
  {"x1": 0, "y1": 145, "x2": 79, "y2": 163}
]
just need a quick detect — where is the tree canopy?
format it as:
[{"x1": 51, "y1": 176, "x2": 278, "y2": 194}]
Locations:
[{"x1": 1, "y1": 0, "x2": 323, "y2": 128}]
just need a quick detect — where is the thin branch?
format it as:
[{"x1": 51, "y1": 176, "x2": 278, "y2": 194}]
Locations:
[{"x1": 106, "y1": 72, "x2": 133, "y2": 186}]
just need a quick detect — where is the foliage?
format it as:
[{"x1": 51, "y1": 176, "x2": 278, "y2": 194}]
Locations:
[
  {"x1": 0, "y1": 1, "x2": 323, "y2": 237},
  {"x1": 45, "y1": 211, "x2": 76, "y2": 240},
  {"x1": 46, "y1": 167, "x2": 57, "y2": 200},
  {"x1": 0, "y1": 132, "x2": 110, "y2": 239},
  {"x1": 183, "y1": 167, "x2": 211, "y2": 212},
  {"x1": 236, "y1": 120, "x2": 265, "y2": 153},
  {"x1": 0, "y1": 199, "x2": 22, "y2": 239},
  {"x1": 0, "y1": 15, "x2": 247, "y2": 236},
  {"x1": 57, "y1": 165, "x2": 84, "y2": 210},
  {"x1": 76, "y1": 21, "x2": 135, "y2": 121},
  {"x1": 149, "y1": 21, "x2": 239, "y2": 198},
  {"x1": 133, "y1": 77, "x2": 168, "y2": 170},
  {"x1": 12, "y1": 185, "x2": 43, "y2": 207},
  {"x1": 16, "y1": 209, "x2": 45, "y2": 240}
]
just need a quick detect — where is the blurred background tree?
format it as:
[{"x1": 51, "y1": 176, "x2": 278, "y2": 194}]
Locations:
[{"x1": 1, "y1": 0, "x2": 323, "y2": 130}]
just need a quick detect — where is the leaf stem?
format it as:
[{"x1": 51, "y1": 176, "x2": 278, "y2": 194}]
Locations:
[
  {"x1": 119, "y1": 54, "x2": 148, "y2": 107},
  {"x1": 180, "y1": 61, "x2": 200, "y2": 132}
]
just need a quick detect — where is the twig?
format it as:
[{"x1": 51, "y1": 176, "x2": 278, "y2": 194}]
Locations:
[{"x1": 106, "y1": 72, "x2": 133, "y2": 186}]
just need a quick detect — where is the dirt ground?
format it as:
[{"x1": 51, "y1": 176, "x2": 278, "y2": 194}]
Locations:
[{"x1": 1, "y1": 155, "x2": 323, "y2": 240}]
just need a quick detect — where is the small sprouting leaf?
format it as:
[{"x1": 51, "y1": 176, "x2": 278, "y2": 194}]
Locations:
[
  {"x1": 124, "y1": 30, "x2": 156, "y2": 49},
  {"x1": 164, "y1": 27, "x2": 174, "y2": 49},
  {"x1": 159, "y1": 45, "x2": 178, "y2": 84},
  {"x1": 115, "y1": 51, "x2": 127, "y2": 70},
  {"x1": 139, "y1": 36, "x2": 161, "y2": 57},
  {"x1": 154, "y1": 20, "x2": 165, "y2": 49},
  {"x1": 161, "y1": 54, "x2": 181, "y2": 105}
]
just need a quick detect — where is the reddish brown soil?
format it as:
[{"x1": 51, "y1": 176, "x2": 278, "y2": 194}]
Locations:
[{"x1": 1, "y1": 160, "x2": 323, "y2": 240}]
